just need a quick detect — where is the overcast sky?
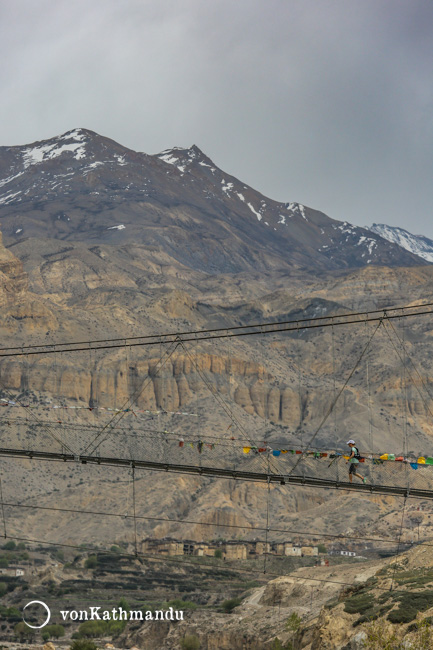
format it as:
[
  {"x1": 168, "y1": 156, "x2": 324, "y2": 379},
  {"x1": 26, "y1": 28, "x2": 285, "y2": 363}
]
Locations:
[{"x1": 1, "y1": 0, "x2": 432, "y2": 235}]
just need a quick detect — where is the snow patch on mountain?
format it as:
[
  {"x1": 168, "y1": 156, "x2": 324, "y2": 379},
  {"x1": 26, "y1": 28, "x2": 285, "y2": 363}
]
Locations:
[
  {"x1": 221, "y1": 180, "x2": 233, "y2": 195},
  {"x1": 247, "y1": 202, "x2": 262, "y2": 221},
  {"x1": 23, "y1": 140, "x2": 86, "y2": 168},
  {"x1": 0, "y1": 190, "x2": 21, "y2": 205},
  {"x1": 199, "y1": 161, "x2": 216, "y2": 172},
  {"x1": 60, "y1": 128, "x2": 87, "y2": 142},
  {"x1": 368, "y1": 223, "x2": 433, "y2": 263},
  {"x1": 0, "y1": 171, "x2": 25, "y2": 188},
  {"x1": 158, "y1": 152, "x2": 181, "y2": 167},
  {"x1": 338, "y1": 221, "x2": 357, "y2": 234},
  {"x1": 157, "y1": 146, "x2": 198, "y2": 174},
  {"x1": 286, "y1": 202, "x2": 307, "y2": 220}
]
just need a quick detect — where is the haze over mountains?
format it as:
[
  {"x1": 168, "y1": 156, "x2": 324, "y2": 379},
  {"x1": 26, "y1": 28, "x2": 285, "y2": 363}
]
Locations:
[{"x1": 0, "y1": 128, "x2": 428, "y2": 273}]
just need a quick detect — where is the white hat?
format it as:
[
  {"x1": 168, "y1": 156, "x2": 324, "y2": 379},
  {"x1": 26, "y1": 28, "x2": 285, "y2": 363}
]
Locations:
[{"x1": 347, "y1": 439, "x2": 355, "y2": 445}]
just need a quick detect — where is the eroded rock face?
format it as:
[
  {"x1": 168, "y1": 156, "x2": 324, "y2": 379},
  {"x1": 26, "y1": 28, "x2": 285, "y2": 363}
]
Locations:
[
  {"x1": 0, "y1": 352, "x2": 302, "y2": 423},
  {"x1": 124, "y1": 616, "x2": 276, "y2": 650},
  {"x1": 0, "y1": 230, "x2": 57, "y2": 335},
  {"x1": 0, "y1": 229, "x2": 28, "y2": 301}
]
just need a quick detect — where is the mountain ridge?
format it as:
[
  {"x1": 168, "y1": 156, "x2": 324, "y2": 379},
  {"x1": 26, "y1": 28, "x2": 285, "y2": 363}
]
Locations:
[
  {"x1": 0, "y1": 128, "x2": 427, "y2": 273},
  {"x1": 368, "y1": 222, "x2": 433, "y2": 263}
]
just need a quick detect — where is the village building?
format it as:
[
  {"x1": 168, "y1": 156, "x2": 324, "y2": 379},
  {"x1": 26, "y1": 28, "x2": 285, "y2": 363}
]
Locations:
[
  {"x1": 283, "y1": 545, "x2": 302, "y2": 557},
  {"x1": 140, "y1": 537, "x2": 321, "y2": 560},
  {"x1": 141, "y1": 538, "x2": 184, "y2": 556},
  {"x1": 0, "y1": 567, "x2": 25, "y2": 577},
  {"x1": 301, "y1": 546, "x2": 319, "y2": 557},
  {"x1": 223, "y1": 541, "x2": 248, "y2": 560}
]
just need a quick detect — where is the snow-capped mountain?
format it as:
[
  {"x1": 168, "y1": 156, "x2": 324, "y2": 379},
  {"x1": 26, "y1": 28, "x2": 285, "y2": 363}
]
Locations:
[
  {"x1": 368, "y1": 223, "x2": 433, "y2": 263},
  {"x1": 0, "y1": 128, "x2": 427, "y2": 273}
]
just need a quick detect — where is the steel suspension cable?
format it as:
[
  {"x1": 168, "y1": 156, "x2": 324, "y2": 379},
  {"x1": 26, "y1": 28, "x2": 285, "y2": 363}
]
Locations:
[
  {"x1": 289, "y1": 319, "x2": 383, "y2": 476},
  {"x1": 84, "y1": 340, "x2": 180, "y2": 455},
  {"x1": 1, "y1": 304, "x2": 433, "y2": 358}
]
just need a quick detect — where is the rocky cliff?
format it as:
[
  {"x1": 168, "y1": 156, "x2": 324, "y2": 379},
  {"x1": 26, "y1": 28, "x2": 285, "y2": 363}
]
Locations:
[{"x1": 0, "y1": 229, "x2": 27, "y2": 300}]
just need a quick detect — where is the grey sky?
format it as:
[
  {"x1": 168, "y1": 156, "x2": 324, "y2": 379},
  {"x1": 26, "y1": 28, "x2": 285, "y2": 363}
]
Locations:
[{"x1": 1, "y1": 0, "x2": 432, "y2": 236}]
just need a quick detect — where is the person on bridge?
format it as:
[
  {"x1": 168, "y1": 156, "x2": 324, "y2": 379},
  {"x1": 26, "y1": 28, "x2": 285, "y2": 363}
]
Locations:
[{"x1": 346, "y1": 440, "x2": 367, "y2": 484}]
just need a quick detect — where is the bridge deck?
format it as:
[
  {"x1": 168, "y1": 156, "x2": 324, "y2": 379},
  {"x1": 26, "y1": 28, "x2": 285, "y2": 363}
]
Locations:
[{"x1": 1, "y1": 446, "x2": 432, "y2": 500}]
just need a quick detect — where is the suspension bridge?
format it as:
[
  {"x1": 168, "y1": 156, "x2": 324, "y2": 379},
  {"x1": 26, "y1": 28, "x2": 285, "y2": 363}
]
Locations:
[{"x1": 1, "y1": 302, "x2": 433, "y2": 500}]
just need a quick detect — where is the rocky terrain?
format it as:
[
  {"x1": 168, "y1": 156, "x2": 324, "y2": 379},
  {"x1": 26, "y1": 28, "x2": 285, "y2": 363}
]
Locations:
[
  {"x1": 3, "y1": 539, "x2": 433, "y2": 649},
  {"x1": 1, "y1": 129, "x2": 433, "y2": 647},
  {"x1": 1, "y1": 225, "x2": 433, "y2": 581}
]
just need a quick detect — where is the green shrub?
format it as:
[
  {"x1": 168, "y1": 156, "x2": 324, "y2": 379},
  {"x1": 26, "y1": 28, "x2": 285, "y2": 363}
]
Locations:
[
  {"x1": 286, "y1": 611, "x2": 302, "y2": 632},
  {"x1": 394, "y1": 569, "x2": 433, "y2": 587},
  {"x1": 388, "y1": 607, "x2": 417, "y2": 625},
  {"x1": 166, "y1": 599, "x2": 197, "y2": 610},
  {"x1": 5, "y1": 606, "x2": 21, "y2": 621},
  {"x1": 110, "y1": 545, "x2": 121, "y2": 553},
  {"x1": 2, "y1": 541, "x2": 16, "y2": 551},
  {"x1": 388, "y1": 591, "x2": 433, "y2": 624},
  {"x1": 408, "y1": 616, "x2": 433, "y2": 632},
  {"x1": 85, "y1": 555, "x2": 98, "y2": 569},
  {"x1": 270, "y1": 640, "x2": 284, "y2": 650},
  {"x1": 70, "y1": 640, "x2": 99, "y2": 650},
  {"x1": 14, "y1": 621, "x2": 34, "y2": 640},
  {"x1": 117, "y1": 596, "x2": 130, "y2": 611},
  {"x1": 409, "y1": 618, "x2": 433, "y2": 649},
  {"x1": 77, "y1": 619, "x2": 126, "y2": 638},
  {"x1": 365, "y1": 577, "x2": 378, "y2": 587},
  {"x1": 324, "y1": 598, "x2": 340, "y2": 610},
  {"x1": 317, "y1": 544, "x2": 327, "y2": 554},
  {"x1": 364, "y1": 616, "x2": 433, "y2": 649},
  {"x1": 221, "y1": 597, "x2": 242, "y2": 613},
  {"x1": 344, "y1": 592, "x2": 375, "y2": 615},
  {"x1": 270, "y1": 640, "x2": 294, "y2": 650},
  {"x1": 214, "y1": 549, "x2": 223, "y2": 559},
  {"x1": 362, "y1": 619, "x2": 400, "y2": 649},
  {"x1": 44, "y1": 624, "x2": 65, "y2": 638},
  {"x1": 355, "y1": 604, "x2": 393, "y2": 626},
  {"x1": 377, "y1": 593, "x2": 391, "y2": 604},
  {"x1": 180, "y1": 635, "x2": 200, "y2": 650},
  {"x1": 0, "y1": 582, "x2": 7, "y2": 597}
]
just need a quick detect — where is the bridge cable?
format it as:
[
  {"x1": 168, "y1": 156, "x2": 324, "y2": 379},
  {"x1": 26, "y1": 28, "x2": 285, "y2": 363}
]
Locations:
[
  {"x1": 0, "y1": 475, "x2": 6, "y2": 539},
  {"x1": 366, "y1": 319, "x2": 374, "y2": 485},
  {"x1": 83, "y1": 340, "x2": 180, "y2": 455},
  {"x1": 2, "y1": 496, "x2": 432, "y2": 547},
  {"x1": 1, "y1": 301, "x2": 432, "y2": 356},
  {"x1": 332, "y1": 318, "x2": 339, "y2": 483},
  {"x1": 381, "y1": 321, "x2": 433, "y2": 423},
  {"x1": 390, "y1": 495, "x2": 407, "y2": 592},
  {"x1": 0, "y1": 353, "x2": 75, "y2": 455},
  {"x1": 132, "y1": 465, "x2": 138, "y2": 556},
  {"x1": 177, "y1": 339, "x2": 279, "y2": 474},
  {"x1": 289, "y1": 319, "x2": 383, "y2": 476}
]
